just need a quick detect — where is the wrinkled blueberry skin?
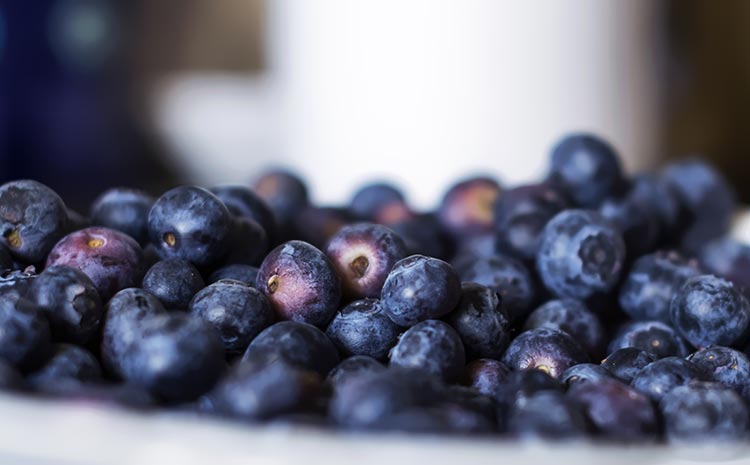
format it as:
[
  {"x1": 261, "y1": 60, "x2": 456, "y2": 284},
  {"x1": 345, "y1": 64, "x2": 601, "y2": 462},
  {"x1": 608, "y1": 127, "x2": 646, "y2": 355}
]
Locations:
[
  {"x1": 445, "y1": 283, "x2": 511, "y2": 359},
  {"x1": 256, "y1": 241, "x2": 341, "y2": 328},
  {"x1": 189, "y1": 279, "x2": 274, "y2": 353},
  {"x1": 561, "y1": 363, "x2": 612, "y2": 387},
  {"x1": 501, "y1": 328, "x2": 588, "y2": 379},
  {"x1": 28, "y1": 265, "x2": 103, "y2": 344},
  {"x1": 523, "y1": 299, "x2": 605, "y2": 358},
  {"x1": 671, "y1": 275, "x2": 750, "y2": 349},
  {"x1": 508, "y1": 390, "x2": 590, "y2": 439},
  {"x1": 211, "y1": 185, "x2": 277, "y2": 244},
  {"x1": 46, "y1": 227, "x2": 145, "y2": 301},
  {"x1": 148, "y1": 186, "x2": 231, "y2": 267},
  {"x1": 326, "y1": 299, "x2": 402, "y2": 361},
  {"x1": 253, "y1": 170, "x2": 309, "y2": 227},
  {"x1": 700, "y1": 237, "x2": 750, "y2": 297},
  {"x1": 601, "y1": 348, "x2": 657, "y2": 384},
  {"x1": 437, "y1": 176, "x2": 501, "y2": 238},
  {"x1": 28, "y1": 344, "x2": 102, "y2": 388},
  {"x1": 242, "y1": 321, "x2": 340, "y2": 377},
  {"x1": 208, "y1": 264, "x2": 259, "y2": 286},
  {"x1": 349, "y1": 182, "x2": 405, "y2": 221},
  {"x1": 389, "y1": 320, "x2": 465, "y2": 383},
  {"x1": 618, "y1": 251, "x2": 700, "y2": 322},
  {"x1": 493, "y1": 183, "x2": 569, "y2": 262},
  {"x1": 630, "y1": 357, "x2": 700, "y2": 402},
  {"x1": 390, "y1": 214, "x2": 449, "y2": 260},
  {"x1": 598, "y1": 187, "x2": 661, "y2": 258},
  {"x1": 222, "y1": 216, "x2": 268, "y2": 266},
  {"x1": 660, "y1": 382, "x2": 749, "y2": 443},
  {"x1": 0, "y1": 180, "x2": 69, "y2": 264},
  {"x1": 90, "y1": 188, "x2": 155, "y2": 245},
  {"x1": 326, "y1": 355, "x2": 386, "y2": 389},
  {"x1": 0, "y1": 360, "x2": 23, "y2": 390},
  {"x1": 142, "y1": 258, "x2": 205, "y2": 310},
  {"x1": 381, "y1": 254, "x2": 461, "y2": 327},
  {"x1": 546, "y1": 134, "x2": 625, "y2": 208},
  {"x1": 609, "y1": 320, "x2": 689, "y2": 359},
  {"x1": 325, "y1": 223, "x2": 407, "y2": 299},
  {"x1": 536, "y1": 210, "x2": 625, "y2": 299},
  {"x1": 464, "y1": 359, "x2": 510, "y2": 397},
  {"x1": 0, "y1": 296, "x2": 51, "y2": 371},
  {"x1": 457, "y1": 254, "x2": 536, "y2": 322},
  {"x1": 688, "y1": 346, "x2": 750, "y2": 402}
]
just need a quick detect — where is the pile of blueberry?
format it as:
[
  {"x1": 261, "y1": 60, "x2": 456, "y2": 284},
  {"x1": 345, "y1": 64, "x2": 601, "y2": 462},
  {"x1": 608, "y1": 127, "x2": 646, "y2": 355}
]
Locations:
[{"x1": 1, "y1": 133, "x2": 750, "y2": 444}]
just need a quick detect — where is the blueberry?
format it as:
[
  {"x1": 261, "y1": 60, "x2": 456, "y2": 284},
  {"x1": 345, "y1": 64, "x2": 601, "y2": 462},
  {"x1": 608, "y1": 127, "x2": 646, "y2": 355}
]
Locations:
[
  {"x1": 242, "y1": 321, "x2": 340, "y2": 377},
  {"x1": 390, "y1": 214, "x2": 448, "y2": 259},
  {"x1": 147, "y1": 186, "x2": 231, "y2": 267},
  {"x1": 46, "y1": 227, "x2": 145, "y2": 301},
  {"x1": 618, "y1": 251, "x2": 700, "y2": 322},
  {"x1": 142, "y1": 258, "x2": 205, "y2": 310},
  {"x1": 609, "y1": 320, "x2": 689, "y2": 359},
  {"x1": 598, "y1": 186, "x2": 661, "y2": 258},
  {"x1": 494, "y1": 369, "x2": 562, "y2": 431},
  {"x1": 501, "y1": 328, "x2": 588, "y2": 379},
  {"x1": 630, "y1": 356, "x2": 700, "y2": 402},
  {"x1": 536, "y1": 209, "x2": 625, "y2": 299},
  {"x1": 507, "y1": 390, "x2": 590, "y2": 439},
  {"x1": 464, "y1": 359, "x2": 510, "y2": 397},
  {"x1": 0, "y1": 360, "x2": 23, "y2": 390},
  {"x1": 221, "y1": 216, "x2": 268, "y2": 266},
  {"x1": 325, "y1": 223, "x2": 407, "y2": 299},
  {"x1": 326, "y1": 355, "x2": 386, "y2": 389},
  {"x1": 38, "y1": 382, "x2": 155, "y2": 409},
  {"x1": 90, "y1": 188, "x2": 155, "y2": 245},
  {"x1": 627, "y1": 173, "x2": 684, "y2": 242},
  {"x1": 671, "y1": 275, "x2": 750, "y2": 348},
  {"x1": 253, "y1": 170, "x2": 309, "y2": 227},
  {"x1": 493, "y1": 182, "x2": 569, "y2": 262},
  {"x1": 374, "y1": 403, "x2": 495, "y2": 435},
  {"x1": 523, "y1": 299, "x2": 605, "y2": 358},
  {"x1": 688, "y1": 346, "x2": 750, "y2": 403},
  {"x1": 601, "y1": 348, "x2": 657, "y2": 384},
  {"x1": 440, "y1": 385, "x2": 498, "y2": 429},
  {"x1": 349, "y1": 182, "x2": 405, "y2": 221},
  {"x1": 210, "y1": 185, "x2": 277, "y2": 243},
  {"x1": 0, "y1": 296, "x2": 51, "y2": 371},
  {"x1": 0, "y1": 180, "x2": 69, "y2": 264},
  {"x1": 0, "y1": 244, "x2": 12, "y2": 271},
  {"x1": 546, "y1": 134, "x2": 625, "y2": 208},
  {"x1": 27, "y1": 265, "x2": 103, "y2": 344},
  {"x1": 373, "y1": 200, "x2": 416, "y2": 227},
  {"x1": 380, "y1": 255, "x2": 460, "y2": 326},
  {"x1": 700, "y1": 237, "x2": 750, "y2": 297},
  {"x1": 189, "y1": 279, "x2": 274, "y2": 353},
  {"x1": 561, "y1": 363, "x2": 612, "y2": 387},
  {"x1": 325, "y1": 298, "x2": 402, "y2": 361},
  {"x1": 28, "y1": 344, "x2": 102, "y2": 389},
  {"x1": 0, "y1": 267, "x2": 37, "y2": 300},
  {"x1": 207, "y1": 264, "x2": 259, "y2": 286},
  {"x1": 445, "y1": 283, "x2": 511, "y2": 359},
  {"x1": 256, "y1": 240, "x2": 341, "y2": 328},
  {"x1": 292, "y1": 206, "x2": 351, "y2": 249},
  {"x1": 389, "y1": 320, "x2": 465, "y2": 382},
  {"x1": 437, "y1": 176, "x2": 501, "y2": 238}
]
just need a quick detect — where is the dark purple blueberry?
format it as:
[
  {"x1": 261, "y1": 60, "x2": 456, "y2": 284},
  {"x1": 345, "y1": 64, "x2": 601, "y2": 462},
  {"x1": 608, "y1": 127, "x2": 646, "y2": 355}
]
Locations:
[
  {"x1": 688, "y1": 346, "x2": 750, "y2": 402},
  {"x1": 628, "y1": 173, "x2": 684, "y2": 243},
  {"x1": 445, "y1": 283, "x2": 511, "y2": 359},
  {"x1": 700, "y1": 237, "x2": 750, "y2": 297},
  {"x1": 440, "y1": 385, "x2": 498, "y2": 429},
  {"x1": 389, "y1": 320, "x2": 465, "y2": 382},
  {"x1": 601, "y1": 348, "x2": 657, "y2": 384},
  {"x1": 142, "y1": 258, "x2": 205, "y2": 310},
  {"x1": 546, "y1": 134, "x2": 626, "y2": 208},
  {"x1": 292, "y1": 206, "x2": 350, "y2": 250},
  {"x1": 381, "y1": 254, "x2": 460, "y2": 327},
  {"x1": 464, "y1": 359, "x2": 510, "y2": 397},
  {"x1": 256, "y1": 241, "x2": 341, "y2": 328},
  {"x1": 189, "y1": 279, "x2": 274, "y2": 353},
  {"x1": 508, "y1": 390, "x2": 590, "y2": 439},
  {"x1": 326, "y1": 355, "x2": 386, "y2": 389},
  {"x1": 437, "y1": 176, "x2": 501, "y2": 238},
  {"x1": 0, "y1": 267, "x2": 37, "y2": 300},
  {"x1": 561, "y1": 363, "x2": 612, "y2": 387},
  {"x1": 523, "y1": 299, "x2": 605, "y2": 358},
  {"x1": 349, "y1": 182, "x2": 405, "y2": 221},
  {"x1": 374, "y1": 403, "x2": 495, "y2": 435},
  {"x1": 242, "y1": 321, "x2": 340, "y2": 377},
  {"x1": 210, "y1": 185, "x2": 277, "y2": 243},
  {"x1": 0, "y1": 360, "x2": 23, "y2": 390},
  {"x1": 493, "y1": 182, "x2": 569, "y2": 262},
  {"x1": 630, "y1": 356, "x2": 700, "y2": 402},
  {"x1": 609, "y1": 320, "x2": 689, "y2": 359},
  {"x1": 222, "y1": 216, "x2": 268, "y2": 266},
  {"x1": 618, "y1": 251, "x2": 701, "y2": 323},
  {"x1": 90, "y1": 187, "x2": 155, "y2": 245},
  {"x1": 494, "y1": 369, "x2": 562, "y2": 431},
  {"x1": 28, "y1": 344, "x2": 102, "y2": 389},
  {"x1": 207, "y1": 264, "x2": 258, "y2": 286},
  {"x1": 671, "y1": 275, "x2": 750, "y2": 349},
  {"x1": 46, "y1": 227, "x2": 145, "y2": 301},
  {"x1": 253, "y1": 170, "x2": 309, "y2": 227},
  {"x1": 325, "y1": 223, "x2": 407, "y2": 299},
  {"x1": 27, "y1": 265, "x2": 103, "y2": 344},
  {"x1": 598, "y1": 187, "x2": 661, "y2": 258},
  {"x1": 0, "y1": 296, "x2": 51, "y2": 371},
  {"x1": 0, "y1": 244, "x2": 13, "y2": 271},
  {"x1": 0, "y1": 180, "x2": 69, "y2": 264},
  {"x1": 536, "y1": 209, "x2": 625, "y2": 299},
  {"x1": 501, "y1": 328, "x2": 588, "y2": 379},
  {"x1": 325, "y1": 299, "x2": 402, "y2": 361},
  {"x1": 147, "y1": 186, "x2": 231, "y2": 267},
  {"x1": 390, "y1": 214, "x2": 449, "y2": 259}
]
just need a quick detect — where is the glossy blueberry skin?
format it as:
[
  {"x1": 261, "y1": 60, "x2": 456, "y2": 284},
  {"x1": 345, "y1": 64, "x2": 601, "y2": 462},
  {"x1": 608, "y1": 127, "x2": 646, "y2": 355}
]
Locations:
[
  {"x1": 463, "y1": 359, "x2": 510, "y2": 397},
  {"x1": 208, "y1": 264, "x2": 259, "y2": 286},
  {"x1": 536, "y1": 210, "x2": 626, "y2": 299},
  {"x1": 618, "y1": 251, "x2": 700, "y2": 322},
  {"x1": 688, "y1": 346, "x2": 750, "y2": 402},
  {"x1": 27, "y1": 265, "x2": 103, "y2": 344},
  {"x1": 90, "y1": 188, "x2": 155, "y2": 245},
  {"x1": 380, "y1": 254, "x2": 460, "y2": 327},
  {"x1": 28, "y1": 344, "x2": 102, "y2": 388},
  {"x1": 256, "y1": 241, "x2": 341, "y2": 328},
  {"x1": 508, "y1": 390, "x2": 590, "y2": 439},
  {"x1": 700, "y1": 237, "x2": 750, "y2": 297},
  {"x1": 601, "y1": 348, "x2": 657, "y2": 384},
  {"x1": 598, "y1": 187, "x2": 661, "y2": 258},
  {"x1": 389, "y1": 320, "x2": 465, "y2": 383},
  {"x1": 0, "y1": 180, "x2": 69, "y2": 264},
  {"x1": 437, "y1": 176, "x2": 501, "y2": 238},
  {"x1": 671, "y1": 275, "x2": 750, "y2": 349},
  {"x1": 493, "y1": 183, "x2": 570, "y2": 262},
  {"x1": 325, "y1": 299, "x2": 402, "y2": 361},
  {"x1": 325, "y1": 223, "x2": 407, "y2": 299},
  {"x1": 148, "y1": 186, "x2": 232, "y2": 267},
  {"x1": 0, "y1": 296, "x2": 51, "y2": 371},
  {"x1": 142, "y1": 258, "x2": 205, "y2": 310},
  {"x1": 210, "y1": 185, "x2": 277, "y2": 244},
  {"x1": 457, "y1": 254, "x2": 536, "y2": 322},
  {"x1": 253, "y1": 170, "x2": 309, "y2": 226},
  {"x1": 630, "y1": 357, "x2": 700, "y2": 402},
  {"x1": 546, "y1": 134, "x2": 625, "y2": 208},
  {"x1": 390, "y1": 214, "x2": 449, "y2": 259},
  {"x1": 523, "y1": 299, "x2": 605, "y2": 358},
  {"x1": 326, "y1": 355, "x2": 386, "y2": 389},
  {"x1": 349, "y1": 182, "x2": 405, "y2": 221},
  {"x1": 445, "y1": 283, "x2": 511, "y2": 359},
  {"x1": 609, "y1": 320, "x2": 689, "y2": 359},
  {"x1": 501, "y1": 328, "x2": 588, "y2": 379},
  {"x1": 222, "y1": 216, "x2": 268, "y2": 267},
  {"x1": 189, "y1": 279, "x2": 274, "y2": 353},
  {"x1": 660, "y1": 382, "x2": 749, "y2": 443},
  {"x1": 242, "y1": 321, "x2": 340, "y2": 377},
  {"x1": 0, "y1": 360, "x2": 23, "y2": 390},
  {"x1": 561, "y1": 363, "x2": 612, "y2": 388},
  {"x1": 46, "y1": 227, "x2": 145, "y2": 301}
]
